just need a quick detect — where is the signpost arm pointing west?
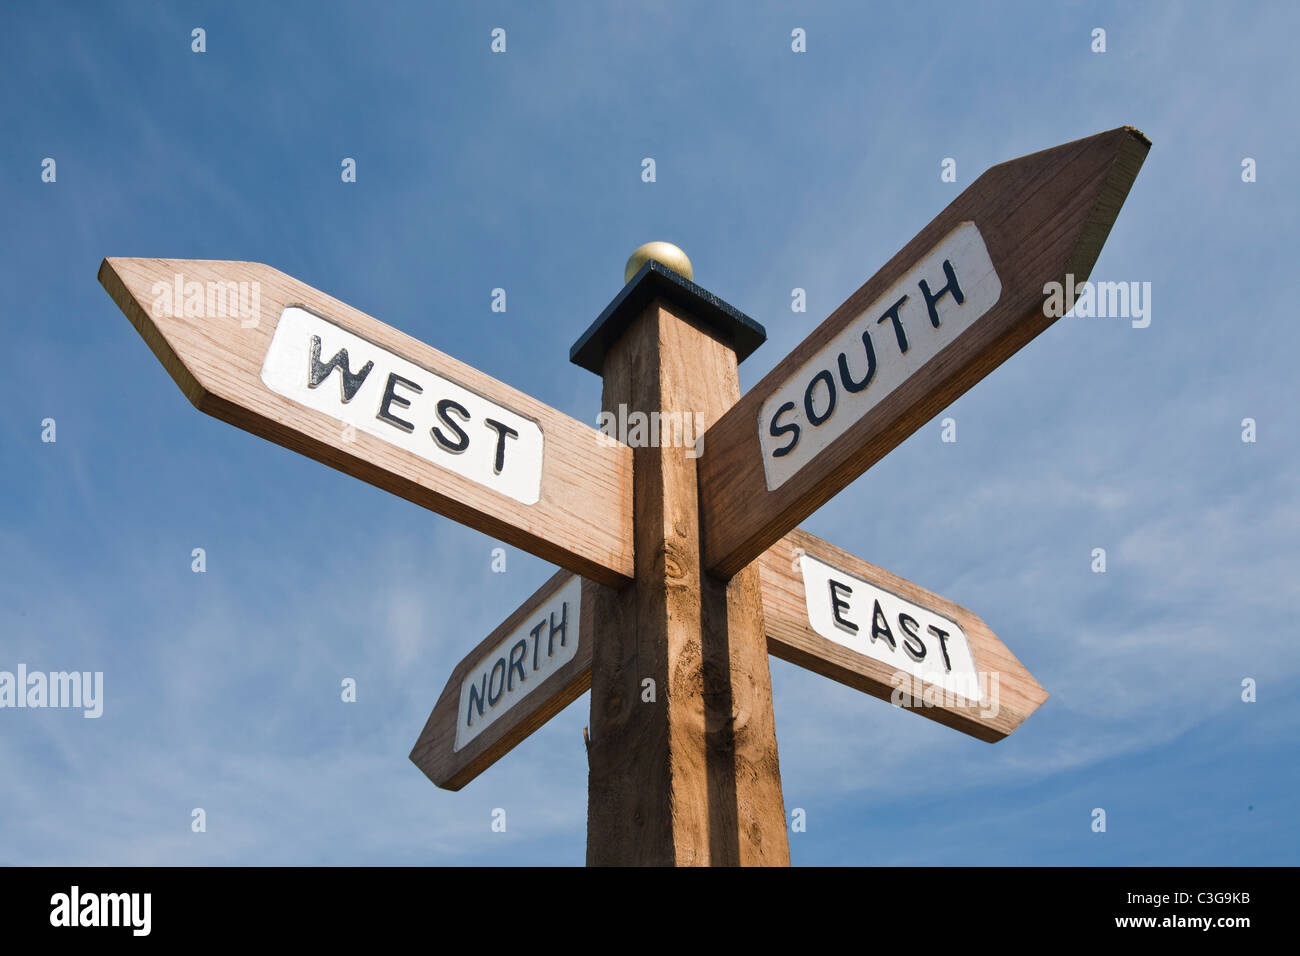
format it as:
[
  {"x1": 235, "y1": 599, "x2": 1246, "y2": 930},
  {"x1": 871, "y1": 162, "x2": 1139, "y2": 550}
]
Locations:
[{"x1": 97, "y1": 257, "x2": 634, "y2": 586}]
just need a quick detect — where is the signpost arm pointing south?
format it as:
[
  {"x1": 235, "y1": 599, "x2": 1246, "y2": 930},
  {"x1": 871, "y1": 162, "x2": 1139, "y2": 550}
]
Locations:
[{"x1": 698, "y1": 127, "x2": 1150, "y2": 578}]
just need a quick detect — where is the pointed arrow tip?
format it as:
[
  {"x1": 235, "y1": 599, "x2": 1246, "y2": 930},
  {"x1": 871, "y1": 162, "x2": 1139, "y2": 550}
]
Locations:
[{"x1": 1121, "y1": 124, "x2": 1152, "y2": 148}]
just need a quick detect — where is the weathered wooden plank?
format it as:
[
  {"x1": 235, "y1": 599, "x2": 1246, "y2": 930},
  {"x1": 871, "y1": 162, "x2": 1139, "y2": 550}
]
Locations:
[
  {"x1": 410, "y1": 570, "x2": 596, "y2": 791},
  {"x1": 759, "y1": 529, "x2": 1047, "y2": 742},
  {"x1": 98, "y1": 258, "x2": 633, "y2": 585},
  {"x1": 699, "y1": 127, "x2": 1150, "y2": 577}
]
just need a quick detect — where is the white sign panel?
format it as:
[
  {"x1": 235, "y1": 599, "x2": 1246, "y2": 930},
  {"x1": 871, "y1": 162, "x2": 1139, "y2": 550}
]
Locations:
[
  {"x1": 798, "y1": 552, "x2": 983, "y2": 701},
  {"x1": 454, "y1": 575, "x2": 582, "y2": 751},
  {"x1": 262, "y1": 306, "x2": 544, "y2": 504},
  {"x1": 759, "y1": 221, "x2": 1002, "y2": 490}
]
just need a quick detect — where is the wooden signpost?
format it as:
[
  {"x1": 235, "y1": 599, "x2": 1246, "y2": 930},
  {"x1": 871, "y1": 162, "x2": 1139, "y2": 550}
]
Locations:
[{"x1": 102, "y1": 126, "x2": 1149, "y2": 866}]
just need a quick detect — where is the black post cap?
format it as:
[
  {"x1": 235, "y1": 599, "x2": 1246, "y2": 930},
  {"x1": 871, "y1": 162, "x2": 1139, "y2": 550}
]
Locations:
[{"x1": 569, "y1": 259, "x2": 766, "y2": 375}]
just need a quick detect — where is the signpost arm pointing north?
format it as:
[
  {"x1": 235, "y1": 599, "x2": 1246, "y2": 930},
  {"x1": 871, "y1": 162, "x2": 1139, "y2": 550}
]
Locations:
[
  {"x1": 698, "y1": 127, "x2": 1150, "y2": 578},
  {"x1": 410, "y1": 570, "x2": 598, "y2": 791}
]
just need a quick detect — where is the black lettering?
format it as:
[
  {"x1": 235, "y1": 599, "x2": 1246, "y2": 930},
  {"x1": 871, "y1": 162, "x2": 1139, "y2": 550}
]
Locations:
[
  {"x1": 487, "y1": 658, "x2": 507, "y2": 705},
  {"x1": 548, "y1": 601, "x2": 569, "y2": 655},
  {"x1": 838, "y1": 329, "x2": 878, "y2": 393},
  {"x1": 927, "y1": 624, "x2": 953, "y2": 672},
  {"x1": 769, "y1": 401, "x2": 800, "y2": 458},
  {"x1": 376, "y1": 372, "x2": 422, "y2": 433},
  {"x1": 466, "y1": 673, "x2": 487, "y2": 727},
  {"x1": 484, "y1": 418, "x2": 519, "y2": 474},
  {"x1": 870, "y1": 599, "x2": 896, "y2": 649},
  {"x1": 307, "y1": 335, "x2": 374, "y2": 403},
  {"x1": 804, "y1": 369, "x2": 836, "y2": 426},
  {"x1": 919, "y1": 260, "x2": 964, "y2": 328},
  {"x1": 507, "y1": 639, "x2": 528, "y2": 691},
  {"x1": 828, "y1": 580, "x2": 857, "y2": 633},
  {"x1": 432, "y1": 398, "x2": 471, "y2": 452},
  {"x1": 898, "y1": 613, "x2": 926, "y2": 662},
  {"x1": 530, "y1": 621, "x2": 545, "y2": 670},
  {"x1": 876, "y1": 295, "x2": 911, "y2": 353}
]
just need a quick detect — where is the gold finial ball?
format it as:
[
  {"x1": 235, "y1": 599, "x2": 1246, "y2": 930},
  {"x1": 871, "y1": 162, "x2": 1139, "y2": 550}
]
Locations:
[{"x1": 624, "y1": 241, "x2": 693, "y2": 284}]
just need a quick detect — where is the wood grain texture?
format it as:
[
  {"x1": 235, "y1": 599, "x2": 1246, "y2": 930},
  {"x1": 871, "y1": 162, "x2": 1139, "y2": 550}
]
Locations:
[
  {"x1": 413, "y1": 515, "x2": 1045, "y2": 792},
  {"x1": 586, "y1": 301, "x2": 789, "y2": 867},
  {"x1": 410, "y1": 571, "x2": 598, "y2": 791},
  {"x1": 699, "y1": 127, "x2": 1150, "y2": 577},
  {"x1": 759, "y1": 529, "x2": 1047, "y2": 742},
  {"x1": 98, "y1": 258, "x2": 633, "y2": 585}
]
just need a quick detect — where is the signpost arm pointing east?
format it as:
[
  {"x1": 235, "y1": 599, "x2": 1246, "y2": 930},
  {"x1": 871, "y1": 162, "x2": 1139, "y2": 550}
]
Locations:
[{"x1": 758, "y1": 528, "x2": 1048, "y2": 742}]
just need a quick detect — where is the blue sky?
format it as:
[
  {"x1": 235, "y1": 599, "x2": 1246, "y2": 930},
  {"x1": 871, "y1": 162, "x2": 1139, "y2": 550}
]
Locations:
[{"x1": 2, "y1": 1, "x2": 1296, "y2": 865}]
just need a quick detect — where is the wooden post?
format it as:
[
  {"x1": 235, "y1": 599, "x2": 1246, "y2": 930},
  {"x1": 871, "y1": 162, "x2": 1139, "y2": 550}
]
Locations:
[
  {"x1": 580, "y1": 262, "x2": 790, "y2": 866},
  {"x1": 103, "y1": 130, "x2": 1148, "y2": 867}
]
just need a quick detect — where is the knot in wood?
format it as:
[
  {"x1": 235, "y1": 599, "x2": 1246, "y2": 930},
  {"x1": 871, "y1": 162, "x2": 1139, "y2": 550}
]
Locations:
[{"x1": 660, "y1": 542, "x2": 693, "y2": 583}]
